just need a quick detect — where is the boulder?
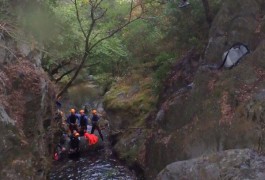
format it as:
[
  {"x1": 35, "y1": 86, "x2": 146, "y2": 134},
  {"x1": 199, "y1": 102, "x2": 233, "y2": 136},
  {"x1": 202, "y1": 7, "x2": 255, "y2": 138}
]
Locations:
[
  {"x1": 156, "y1": 149, "x2": 265, "y2": 180},
  {"x1": 204, "y1": 0, "x2": 264, "y2": 65}
]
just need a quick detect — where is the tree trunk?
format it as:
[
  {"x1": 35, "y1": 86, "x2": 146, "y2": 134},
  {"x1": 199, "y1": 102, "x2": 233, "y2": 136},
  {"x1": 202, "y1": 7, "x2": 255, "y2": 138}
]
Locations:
[
  {"x1": 56, "y1": 0, "x2": 143, "y2": 98},
  {"x1": 201, "y1": 0, "x2": 212, "y2": 26},
  {"x1": 55, "y1": 67, "x2": 76, "y2": 84},
  {"x1": 56, "y1": 53, "x2": 88, "y2": 98}
]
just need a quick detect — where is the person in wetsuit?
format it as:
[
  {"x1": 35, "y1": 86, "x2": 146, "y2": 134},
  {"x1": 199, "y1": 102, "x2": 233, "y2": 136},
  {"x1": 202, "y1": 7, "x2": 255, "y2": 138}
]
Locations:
[
  {"x1": 90, "y1": 110, "x2": 104, "y2": 141},
  {"x1": 69, "y1": 131, "x2": 80, "y2": 157},
  {"x1": 66, "y1": 109, "x2": 79, "y2": 133},
  {"x1": 78, "y1": 109, "x2": 88, "y2": 136}
]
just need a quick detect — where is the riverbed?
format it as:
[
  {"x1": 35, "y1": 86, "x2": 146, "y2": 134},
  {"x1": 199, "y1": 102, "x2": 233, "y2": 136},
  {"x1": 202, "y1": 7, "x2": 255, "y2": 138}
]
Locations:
[{"x1": 49, "y1": 148, "x2": 137, "y2": 180}]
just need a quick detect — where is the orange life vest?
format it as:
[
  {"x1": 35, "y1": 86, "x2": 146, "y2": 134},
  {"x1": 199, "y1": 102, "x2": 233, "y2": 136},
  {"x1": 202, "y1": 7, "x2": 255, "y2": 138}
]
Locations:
[{"x1": 84, "y1": 132, "x2": 98, "y2": 145}]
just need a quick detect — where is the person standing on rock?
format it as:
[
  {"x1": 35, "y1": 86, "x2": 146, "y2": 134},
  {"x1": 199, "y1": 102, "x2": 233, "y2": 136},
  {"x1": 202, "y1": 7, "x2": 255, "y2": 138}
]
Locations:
[
  {"x1": 90, "y1": 110, "x2": 104, "y2": 141},
  {"x1": 78, "y1": 109, "x2": 88, "y2": 136},
  {"x1": 66, "y1": 109, "x2": 79, "y2": 133}
]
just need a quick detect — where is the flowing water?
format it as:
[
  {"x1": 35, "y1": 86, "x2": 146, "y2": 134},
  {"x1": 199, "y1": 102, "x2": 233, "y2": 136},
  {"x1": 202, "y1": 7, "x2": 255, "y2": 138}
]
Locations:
[
  {"x1": 49, "y1": 148, "x2": 137, "y2": 180},
  {"x1": 49, "y1": 81, "x2": 137, "y2": 180}
]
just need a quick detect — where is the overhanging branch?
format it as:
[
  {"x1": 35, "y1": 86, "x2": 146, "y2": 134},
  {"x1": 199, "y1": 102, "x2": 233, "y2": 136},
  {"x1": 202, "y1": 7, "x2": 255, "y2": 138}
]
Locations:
[{"x1": 73, "y1": 0, "x2": 87, "y2": 38}]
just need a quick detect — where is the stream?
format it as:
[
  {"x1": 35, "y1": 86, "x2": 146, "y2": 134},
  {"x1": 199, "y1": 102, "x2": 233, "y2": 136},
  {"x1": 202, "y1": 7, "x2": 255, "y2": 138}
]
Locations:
[
  {"x1": 49, "y1": 149, "x2": 136, "y2": 180},
  {"x1": 49, "y1": 82, "x2": 138, "y2": 180}
]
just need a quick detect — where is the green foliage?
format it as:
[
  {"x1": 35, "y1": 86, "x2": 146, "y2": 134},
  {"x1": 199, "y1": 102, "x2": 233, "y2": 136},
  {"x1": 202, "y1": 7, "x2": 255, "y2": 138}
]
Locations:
[
  {"x1": 2, "y1": 0, "x2": 223, "y2": 96},
  {"x1": 0, "y1": 0, "x2": 10, "y2": 20},
  {"x1": 123, "y1": 19, "x2": 163, "y2": 61},
  {"x1": 41, "y1": 2, "x2": 85, "y2": 62},
  {"x1": 163, "y1": 0, "x2": 221, "y2": 50},
  {"x1": 94, "y1": 73, "x2": 114, "y2": 94},
  {"x1": 40, "y1": 0, "x2": 135, "y2": 81},
  {"x1": 153, "y1": 52, "x2": 176, "y2": 93}
]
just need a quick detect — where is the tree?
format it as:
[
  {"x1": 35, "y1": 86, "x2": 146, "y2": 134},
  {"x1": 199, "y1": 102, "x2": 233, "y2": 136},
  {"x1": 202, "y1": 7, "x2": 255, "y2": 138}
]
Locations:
[
  {"x1": 56, "y1": 0, "x2": 143, "y2": 98},
  {"x1": 201, "y1": 0, "x2": 212, "y2": 26}
]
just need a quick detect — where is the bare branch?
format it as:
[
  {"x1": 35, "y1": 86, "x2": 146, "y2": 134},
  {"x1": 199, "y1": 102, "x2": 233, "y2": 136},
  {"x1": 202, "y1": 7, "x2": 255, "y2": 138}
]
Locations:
[
  {"x1": 95, "y1": 8, "x2": 107, "y2": 21},
  {"x1": 49, "y1": 58, "x2": 73, "y2": 75},
  {"x1": 57, "y1": 0, "x2": 143, "y2": 98},
  {"x1": 88, "y1": 0, "x2": 144, "y2": 52},
  {"x1": 128, "y1": 0, "x2": 134, "y2": 21},
  {"x1": 73, "y1": 0, "x2": 87, "y2": 38},
  {"x1": 91, "y1": 32, "x2": 100, "y2": 41},
  {"x1": 55, "y1": 67, "x2": 76, "y2": 83},
  {"x1": 0, "y1": 44, "x2": 18, "y2": 59},
  {"x1": 54, "y1": 60, "x2": 99, "y2": 83},
  {"x1": 89, "y1": 17, "x2": 141, "y2": 52},
  {"x1": 95, "y1": 0, "x2": 104, "y2": 9}
]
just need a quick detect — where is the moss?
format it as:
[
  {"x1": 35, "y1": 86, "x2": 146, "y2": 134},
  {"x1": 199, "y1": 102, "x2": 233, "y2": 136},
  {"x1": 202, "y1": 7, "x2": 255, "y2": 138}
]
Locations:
[
  {"x1": 104, "y1": 75, "x2": 157, "y2": 129},
  {"x1": 114, "y1": 130, "x2": 148, "y2": 168},
  {"x1": 120, "y1": 145, "x2": 139, "y2": 165}
]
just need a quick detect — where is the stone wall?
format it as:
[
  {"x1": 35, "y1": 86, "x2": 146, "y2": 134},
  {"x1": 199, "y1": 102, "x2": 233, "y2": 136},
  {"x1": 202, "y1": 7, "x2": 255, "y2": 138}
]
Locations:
[{"x1": 0, "y1": 28, "x2": 56, "y2": 179}]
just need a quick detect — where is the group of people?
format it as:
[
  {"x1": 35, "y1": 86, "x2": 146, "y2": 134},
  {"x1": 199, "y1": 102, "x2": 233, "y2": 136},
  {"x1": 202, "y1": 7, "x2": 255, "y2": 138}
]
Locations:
[
  {"x1": 53, "y1": 107, "x2": 104, "y2": 160},
  {"x1": 66, "y1": 108, "x2": 104, "y2": 141}
]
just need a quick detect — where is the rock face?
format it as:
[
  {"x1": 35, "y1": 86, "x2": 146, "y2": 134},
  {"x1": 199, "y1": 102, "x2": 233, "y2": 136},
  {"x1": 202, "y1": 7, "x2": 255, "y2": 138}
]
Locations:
[
  {"x1": 104, "y1": 0, "x2": 265, "y2": 179},
  {"x1": 144, "y1": 0, "x2": 265, "y2": 178},
  {"x1": 156, "y1": 149, "x2": 265, "y2": 180},
  {"x1": 0, "y1": 27, "x2": 56, "y2": 179},
  {"x1": 104, "y1": 75, "x2": 155, "y2": 172},
  {"x1": 204, "y1": 0, "x2": 265, "y2": 65}
]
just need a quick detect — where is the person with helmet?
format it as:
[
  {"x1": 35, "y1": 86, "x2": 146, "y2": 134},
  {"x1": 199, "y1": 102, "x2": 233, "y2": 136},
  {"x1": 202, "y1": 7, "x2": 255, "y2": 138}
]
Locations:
[
  {"x1": 66, "y1": 109, "x2": 79, "y2": 133},
  {"x1": 78, "y1": 109, "x2": 88, "y2": 136},
  {"x1": 90, "y1": 109, "x2": 104, "y2": 141},
  {"x1": 53, "y1": 133, "x2": 67, "y2": 161},
  {"x1": 69, "y1": 130, "x2": 80, "y2": 157}
]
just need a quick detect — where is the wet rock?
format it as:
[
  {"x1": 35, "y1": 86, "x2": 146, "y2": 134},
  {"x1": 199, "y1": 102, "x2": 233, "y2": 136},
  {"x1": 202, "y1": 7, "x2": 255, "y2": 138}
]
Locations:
[
  {"x1": 254, "y1": 89, "x2": 265, "y2": 100},
  {"x1": 0, "y1": 33, "x2": 56, "y2": 179},
  {"x1": 128, "y1": 85, "x2": 140, "y2": 97},
  {"x1": 204, "y1": 0, "x2": 263, "y2": 65},
  {"x1": 156, "y1": 149, "x2": 265, "y2": 180},
  {"x1": 155, "y1": 110, "x2": 165, "y2": 123},
  {"x1": 0, "y1": 106, "x2": 15, "y2": 125},
  {"x1": 117, "y1": 92, "x2": 126, "y2": 100}
]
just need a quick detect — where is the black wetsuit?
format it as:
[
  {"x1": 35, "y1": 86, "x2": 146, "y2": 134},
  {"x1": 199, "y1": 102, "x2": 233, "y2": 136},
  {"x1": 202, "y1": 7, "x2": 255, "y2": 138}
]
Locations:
[
  {"x1": 69, "y1": 136, "x2": 80, "y2": 157},
  {"x1": 79, "y1": 115, "x2": 88, "y2": 136},
  {"x1": 91, "y1": 114, "x2": 104, "y2": 141},
  {"x1": 67, "y1": 114, "x2": 79, "y2": 133}
]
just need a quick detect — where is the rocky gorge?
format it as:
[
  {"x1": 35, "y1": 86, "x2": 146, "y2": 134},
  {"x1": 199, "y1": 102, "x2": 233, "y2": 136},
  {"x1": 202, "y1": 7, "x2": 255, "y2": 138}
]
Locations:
[
  {"x1": 0, "y1": 24, "x2": 56, "y2": 179},
  {"x1": 2, "y1": 0, "x2": 265, "y2": 179},
  {"x1": 104, "y1": 0, "x2": 265, "y2": 179}
]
